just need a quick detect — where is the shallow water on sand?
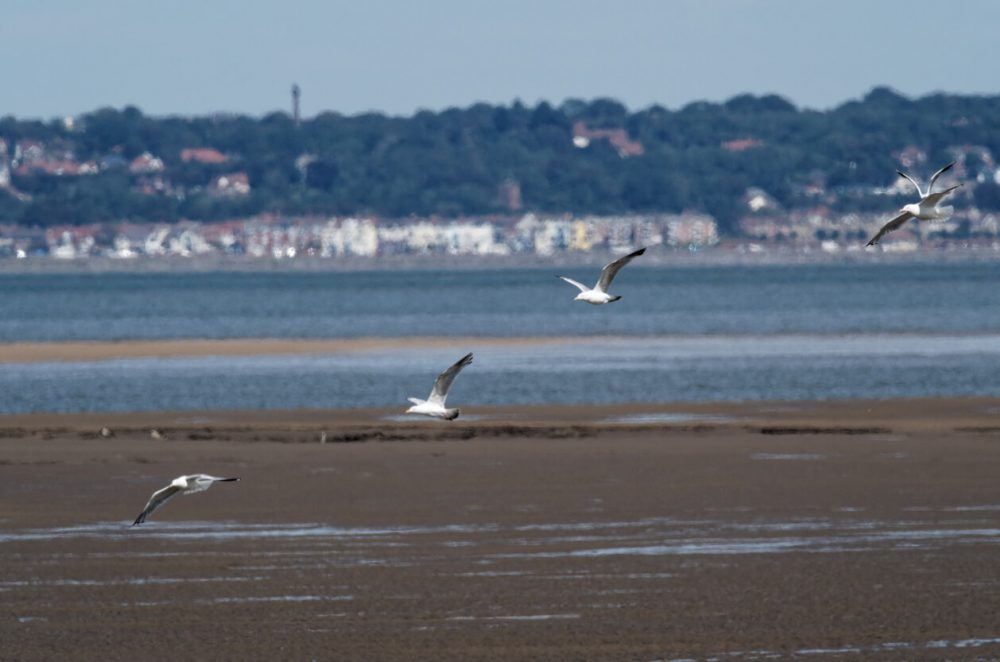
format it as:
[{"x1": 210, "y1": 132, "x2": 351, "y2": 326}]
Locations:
[
  {"x1": 5, "y1": 509, "x2": 1000, "y2": 657},
  {"x1": 3, "y1": 333, "x2": 1000, "y2": 413},
  {"x1": 6, "y1": 511, "x2": 1000, "y2": 554},
  {"x1": 2, "y1": 262, "x2": 999, "y2": 412}
]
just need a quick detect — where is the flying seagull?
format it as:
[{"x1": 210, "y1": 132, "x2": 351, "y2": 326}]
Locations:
[
  {"x1": 132, "y1": 474, "x2": 240, "y2": 526},
  {"x1": 867, "y1": 162, "x2": 961, "y2": 246},
  {"x1": 406, "y1": 352, "x2": 473, "y2": 420},
  {"x1": 557, "y1": 247, "x2": 646, "y2": 304}
]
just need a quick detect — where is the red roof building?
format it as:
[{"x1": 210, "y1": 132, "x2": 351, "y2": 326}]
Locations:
[
  {"x1": 722, "y1": 138, "x2": 763, "y2": 152},
  {"x1": 180, "y1": 148, "x2": 229, "y2": 164},
  {"x1": 572, "y1": 122, "x2": 644, "y2": 158}
]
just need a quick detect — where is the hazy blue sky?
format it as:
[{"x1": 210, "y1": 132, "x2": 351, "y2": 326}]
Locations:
[{"x1": 4, "y1": 0, "x2": 999, "y2": 119}]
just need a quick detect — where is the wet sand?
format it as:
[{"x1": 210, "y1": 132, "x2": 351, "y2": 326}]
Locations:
[{"x1": 3, "y1": 398, "x2": 1000, "y2": 660}]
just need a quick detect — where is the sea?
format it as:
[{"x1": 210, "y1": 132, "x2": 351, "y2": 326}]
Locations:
[{"x1": 1, "y1": 261, "x2": 999, "y2": 414}]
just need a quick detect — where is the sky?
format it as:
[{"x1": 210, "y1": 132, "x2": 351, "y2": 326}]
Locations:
[{"x1": 4, "y1": 0, "x2": 1000, "y2": 120}]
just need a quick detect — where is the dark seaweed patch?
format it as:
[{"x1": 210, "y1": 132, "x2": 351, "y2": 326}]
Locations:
[{"x1": 758, "y1": 427, "x2": 891, "y2": 435}]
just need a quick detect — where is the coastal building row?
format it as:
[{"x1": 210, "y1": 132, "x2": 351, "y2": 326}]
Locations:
[
  {"x1": 0, "y1": 213, "x2": 719, "y2": 260},
  {"x1": 739, "y1": 208, "x2": 1000, "y2": 252},
  {"x1": 4, "y1": 205, "x2": 1000, "y2": 261}
]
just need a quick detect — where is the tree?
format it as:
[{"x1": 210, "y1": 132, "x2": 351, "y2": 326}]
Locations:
[{"x1": 3, "y1": 88, "x2": 1000, "y2": 229}]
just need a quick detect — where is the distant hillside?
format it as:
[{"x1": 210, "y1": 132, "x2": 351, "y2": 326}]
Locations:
[{"x1": 3, "y1": 87, "x2": 1000, "y2": 234}]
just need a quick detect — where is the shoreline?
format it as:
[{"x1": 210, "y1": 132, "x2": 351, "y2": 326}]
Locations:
[
  {"x1": 0, "y1": 396, "x2": 995, "y2": 434},
  {"x1": 3, "y1": 331, "x2": 1000, "y2": 364},
  {"x1": 1, "y1": 247, "x2": 999, "y2": 274},
  {"x1": 0, "y1": 336, "x2": 575, "y2": 364}
]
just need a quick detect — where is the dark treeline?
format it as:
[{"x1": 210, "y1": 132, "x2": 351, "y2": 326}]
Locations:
[{"x1": 3, "y1": 87, "x2": 1000, "y2": 234}]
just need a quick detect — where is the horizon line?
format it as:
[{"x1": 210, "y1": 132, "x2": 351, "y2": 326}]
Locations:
[{"x1": 10, "y1": 85, "x2": 999, "y2": 124}]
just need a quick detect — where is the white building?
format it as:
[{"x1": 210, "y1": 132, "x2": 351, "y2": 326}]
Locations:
[{"x1": 320, "y1": 217, "x2": 379, "y2": 257}]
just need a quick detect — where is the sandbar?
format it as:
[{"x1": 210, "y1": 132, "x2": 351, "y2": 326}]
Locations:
[{"x1": 0, "y1": 336, "x2": 575, "y2": 364}]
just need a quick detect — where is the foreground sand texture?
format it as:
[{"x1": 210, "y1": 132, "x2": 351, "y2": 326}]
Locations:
[{"x1": 3, "y1": 398, "x2": 1000, "y2": 660}]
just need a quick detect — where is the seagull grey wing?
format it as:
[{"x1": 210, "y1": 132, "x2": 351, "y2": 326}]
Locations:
[
  {"x1": 185, "y1": 475, "x2": 239, "y2": 494},
  {"x1": 183, "y1": 475, "x2": 217, "y2": 494},
  {"x1": 897, "y1": 171, "x2": 924, "y2": 198},
  {"x1": 429, "y1": 353, "x2": 473, "y2": 406},
  {"x1": 927, "y1": 161, "x2": 956, "y2": 193},
  {"x1": 557, "y1": 276, "x2": 589, "y2": 293},
  {"x1": 866, "y1": 211, "x2": 914, "y2": 246},
  {"x1": 133, "y1": 484, "x2": 182, "y2": 525},
  {"x1": 923, "y1": 184, "x2": 961, "y2": 207},
  {"x1": 596, "y1": 247, "x2": 646, "y2": 293}
]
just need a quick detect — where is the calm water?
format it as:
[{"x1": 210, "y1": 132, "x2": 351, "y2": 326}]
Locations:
[
  {"x1": 2, "y1": 262, "x2": 999, "y2": 413},
  {"x1": 2, "y1": 263, "x2": 999, "y2": 340}
]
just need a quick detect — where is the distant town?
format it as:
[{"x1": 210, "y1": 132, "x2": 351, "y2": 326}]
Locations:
[
  {"x1": 2, "y1": 205, "x2": 998, "y2": 264},
  {"x1": 3, "y1": 89, "x2": 1000, "y2": 263},
  {"x1": 1, "y1": 135, "x2": 998, "y2": 261}
]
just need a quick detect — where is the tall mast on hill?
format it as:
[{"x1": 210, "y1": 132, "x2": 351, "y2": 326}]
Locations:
[{"x1": 291, "y1": 83, "x2": 301, "y2": 126}]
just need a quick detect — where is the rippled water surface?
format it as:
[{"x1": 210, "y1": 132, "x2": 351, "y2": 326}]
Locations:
[{"x1": 2, "y1": 263, "x2": 999, "y2": 341}]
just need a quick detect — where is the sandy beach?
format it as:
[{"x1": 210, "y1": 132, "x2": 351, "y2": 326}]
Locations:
[
  {"x1": 0, "y1": 336, "x2": 575, "y2": 365},
  {"x1": 3, "y1": 397, "x2": 1000, "y2": 660}
]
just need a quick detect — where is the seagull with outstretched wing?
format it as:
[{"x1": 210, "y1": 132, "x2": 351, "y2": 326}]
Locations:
[
  {"x1": 557, "y1": 247, "x2": 646, "y2": 304},
  {"x1": 132, "y1": 474, "x2": 240, "y2": 526},
  {"x1": 405, "y1": 353, "x2": 473, "y2": 420},
  {"x1": 867, "y1": 162, "x2": 961, "y2": 246}
]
